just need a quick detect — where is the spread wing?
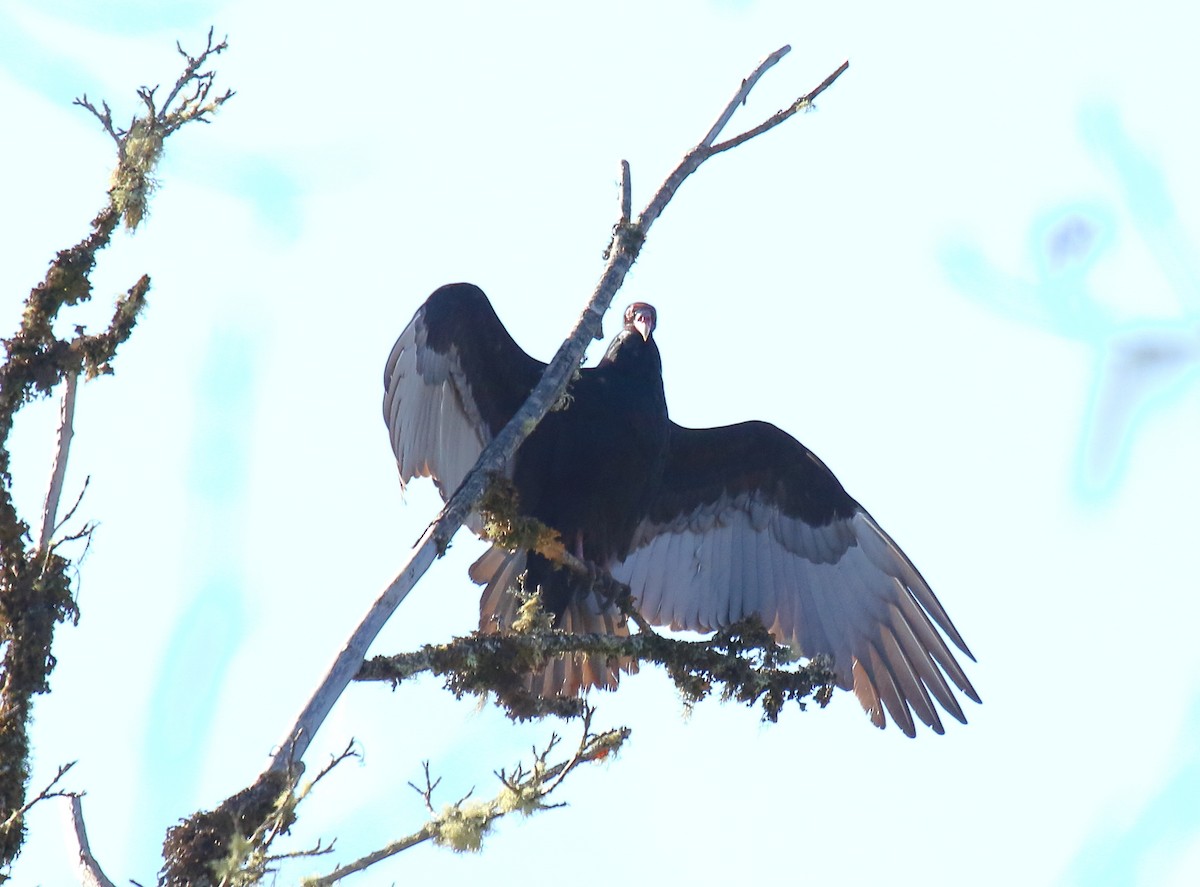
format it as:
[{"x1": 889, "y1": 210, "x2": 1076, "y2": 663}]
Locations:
[
  {"x1": 382, "y1": 283, "x2": 544, "y2": 504},
  {"x1": 610, "y1": 420, "x2": 979, "y2": 736}
]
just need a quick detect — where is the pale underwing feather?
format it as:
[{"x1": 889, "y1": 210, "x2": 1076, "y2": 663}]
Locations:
[
  {"x1": 865, "y1": 643, "x2": 916, "y2": 737},
  {"x1": 880, "y1": 625, "x2": 941, "y2": 733},
  {"x1": 887, "y1": 600, "x2": 966, "y2": 723},
  {"x1": 676, "y1": 531, "x2": 703, "y2": 631},
  {"x1": 612, "y1": 499, "x2": 976, "y2": 730},
  {"x1": 382, "y1": 314, "x2": 493, "y2": 532}
]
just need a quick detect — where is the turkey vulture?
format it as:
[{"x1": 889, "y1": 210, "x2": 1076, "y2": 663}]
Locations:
[{"x1": 383, "y1": 283, "x2": 979, "y2": 736}]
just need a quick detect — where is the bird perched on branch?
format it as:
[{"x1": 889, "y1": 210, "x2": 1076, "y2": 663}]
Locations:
[{"x1": 382, "y1": 283, "x2": 978, "y2": 736}]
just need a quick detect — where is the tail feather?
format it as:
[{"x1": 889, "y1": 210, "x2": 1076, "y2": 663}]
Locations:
[{"x1": 471, "y1": 545, "x2": 638, "y2": 695}]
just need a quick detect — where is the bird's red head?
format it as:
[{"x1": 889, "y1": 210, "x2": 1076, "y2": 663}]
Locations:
[{"x1": 625, "y1": 302, "x2": 657, "y2": 342}]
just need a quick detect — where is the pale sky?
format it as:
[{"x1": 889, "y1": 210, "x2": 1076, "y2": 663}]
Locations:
[{"x1": 3, "y1": 2, "x2": 1200, "y2": 885}]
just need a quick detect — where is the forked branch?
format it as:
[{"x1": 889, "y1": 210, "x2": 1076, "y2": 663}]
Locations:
[{"x1": 75, "y1": 27, "x2": 233, "y2": 148}]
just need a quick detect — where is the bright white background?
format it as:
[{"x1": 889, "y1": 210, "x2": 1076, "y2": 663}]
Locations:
[{"x1": 3, "y1": 1, "x2": 1200, "y2": 885}]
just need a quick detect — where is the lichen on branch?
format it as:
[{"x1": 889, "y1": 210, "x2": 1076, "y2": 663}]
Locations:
[
  {"x1": 0, "y1": 27, "x2": 234, "y2": 877},
  {"x1": 303, "y1": 711, "x2": 629, "y2": 885},
  {"x1": 478, "y1": 475, "x2": 566, "y2": 562},
  {"x1": 76, "y1": 27, "x2": 234, "y2": 231},
  {"x1": 358, "y1": 616, "x2": 836, "y2": 724}
]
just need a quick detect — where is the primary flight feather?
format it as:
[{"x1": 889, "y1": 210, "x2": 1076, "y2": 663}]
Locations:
[{"x1": 383, "y1": 282, "x2": 979, "y2": 735}]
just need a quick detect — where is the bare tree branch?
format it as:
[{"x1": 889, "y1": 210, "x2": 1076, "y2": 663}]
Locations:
[
  {"x1": 304, "y1": 824, "x2": 436, "y2": 885},
  {"x1": 700, "y1": 44, "x2": 792, "y2": 146},
  {"x1": 37, "y1": 370, "x2": 77, "y2": 550},
  {"x1": 65, "y1": 795, "x2": 117, "y2": 887},
  {"x1": 0, "y1": 762, "x2": 76, "y2": 835},
  {"x1": 711, "y1": 59, "x2": 850, "y2": 155},
  {"x1": 618, "y1": 159, "x2": 632, "y2": 223},
  {"x1": 160, "y1": 28, "x2": 233, "y2": 133},
  {"x1": 72, "y1": 28, "x2": 233, "y2": 151},
  {"x1": 73, "y1": 97, "x2": 121, "y2": 146},
  {"x1": 49, "y1": 477, "x2": 91, "y2": 547}
]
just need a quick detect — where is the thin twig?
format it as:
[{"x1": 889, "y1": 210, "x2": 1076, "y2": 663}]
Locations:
[
  {"x1": 73, "y1": 97, "x2": 121, "y2": 145},
  {"x1": 407, "y1": 762, "x2": 443, "y2": 813},
  {"x1": 38, "y1": 370, "x2": 78, "y2": 550},
  {"x1": 618, "y1": 160, "x2": 632, "y2": 223},
  {"x1": 539, "y1": 707, "x2": 593, "y2": 795},
  {"x1": 700, "y1": 45, "x2": 792, "y2": 146},
  {"x1": 49, "y1": 477, "x2": 91, "y2": 546},
  {"x1": 639, "y1": 54, "x2": 848, "y2": 228},
  {"x1": 711, "y1": 59, "x2": 850, "y2": 155},
  {"x1": 66, "y1": 795, "x2": 117, "y2": 887},
  {"x1": 306, "y1": 825, "x2": 437, "y2": 885},
  {"x1": 160, "y1": 28, "x2": 228, "y2": 128},
  {"x1": 294, "y1": 740, "x2": 361, "y2": 811},
  {"x1": 1, "y1": 761, "x2": 76, "y2": 833},
  {"x1": 306, "y1": 716, "x2": 627, "y2": 885}
]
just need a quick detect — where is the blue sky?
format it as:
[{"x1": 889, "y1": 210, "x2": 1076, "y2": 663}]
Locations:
[{"x1": 3, "y1": 1, "x2": 1200, "y2": 885}]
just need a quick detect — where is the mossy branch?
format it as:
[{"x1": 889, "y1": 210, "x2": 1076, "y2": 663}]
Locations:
[
  {"x1": 478, "y1": 475, "x2": 567, "y2": 562},
  {"x1": 76, "y1": 27, "x2": 234, "y2": 230},
  {"x1": 0, "y1": 29, "x2": 233, "y2": 877},
  {"x1": 357, "y1": 617, "x2": 836, "y2": 724},
  {"x1": 162, "y1": 745, "x2": 351, "y2": 887}
]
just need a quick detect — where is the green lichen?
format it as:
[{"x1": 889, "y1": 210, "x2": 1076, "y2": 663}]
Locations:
[
  {"x1": 478, "y1": 475, "x2": 565, "y2": 561},
  {"x1": 433, "y1": 801, "x2": 494, "y2": 853}
]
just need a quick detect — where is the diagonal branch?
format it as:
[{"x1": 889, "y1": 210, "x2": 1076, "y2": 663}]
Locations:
[
  {"x1": 37, "y1": 370, "x2": 78, "y2": 550},
  {"x1": 66, "y1": 795, "x2": 117, "y2": 887},
  {"x1": 711, "y1": 59, "x2": 849, "y2": 155},
  {"x1": 0, "y1": 762, "x2": 76, "y2": 835},
  {"x1": 700, "y1": 44, "x2": 792, "y2": 146},
  {"x1": 264, "y1": 47, "x2": 848, "y2": 775}
]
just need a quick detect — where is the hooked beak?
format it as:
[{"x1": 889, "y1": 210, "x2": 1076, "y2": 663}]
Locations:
[{"x1": 632, "y1": 309, "x2": 654, "y2": 342}]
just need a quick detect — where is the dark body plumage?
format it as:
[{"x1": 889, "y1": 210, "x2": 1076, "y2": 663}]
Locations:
[
  {"x1": 383, "y1": 283, "x2": 979, "y2": 736},
  {"x1": 512, "y1": 321, "x2": 668, "y2": 618}
]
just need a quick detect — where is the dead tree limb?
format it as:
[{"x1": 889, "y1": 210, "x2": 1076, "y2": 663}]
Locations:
[
  {"x1": 66, "y1": 796, "x2": 118, "y2": 887},
  {"x1": 37, "y1": 370, "x2": 78, "y2": 550}
]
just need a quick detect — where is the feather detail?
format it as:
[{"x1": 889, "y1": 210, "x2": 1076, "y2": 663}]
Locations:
[{"x1": 384, "y1": 284, "x2": 977, "y2": 734}]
